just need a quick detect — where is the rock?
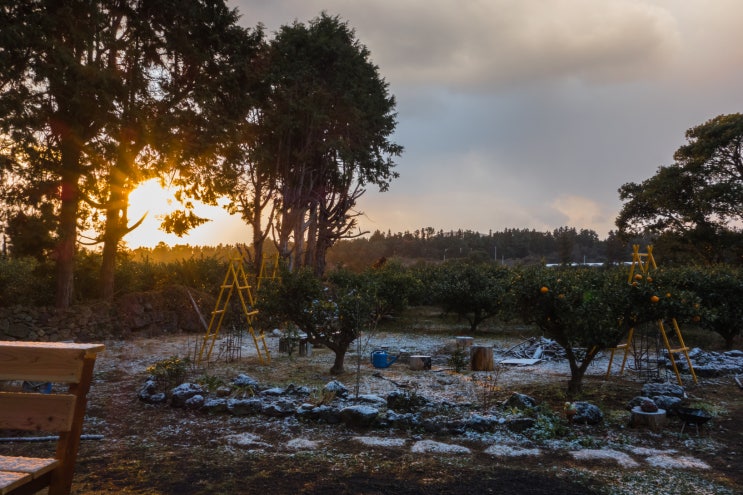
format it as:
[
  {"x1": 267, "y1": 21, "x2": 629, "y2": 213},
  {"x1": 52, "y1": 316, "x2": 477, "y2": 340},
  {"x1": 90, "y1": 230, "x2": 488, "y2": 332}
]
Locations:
[
  {"x1": 694, "y1": 364, "x2": 742, "y2": 377},
  {"x1": 641, "y1": 382, "x2": 685, "y2": 399},
  {"x1": 227, "y1": 398, "x2": 263, "y2": 415},
  {"x1": 185, "y1": 394, "x2": 205, "y2": 409},
  {"x1": 284, "y1": 384, "x2": 311, "y2": 396},
  {"x1": 298, "y1": 404, "x2": 343, "y2": 424},
  {"x1": 340, "y1": 405, "x2": 379, "y2": 427},
  {"x1": 138, "y1": 379, "x2": 167, "y2": 404},
  {"x1": 627, "y1": 396, "x2": 653, "y2": 410},
  {"x1": 640, "y1": 399, "x2": 658, "y2": 412},
  {"x1": 465, "y1": 414, "x2": 501, "y2": 433},
  {"x1": 262, "y1": 399, "x2": 296, "y2": 417},
  {"x1": 233, "y1": 374, "x2": 259, "y2": 389},
  {"x1": 170, "y1": 383, "x2": 205, "y2": 408},
  {"x1": 502, "y1": 392, "x2": 537, "y2": 410},
  {"x1": 506, "y1": 416, "x2": 537, "y2": 433},
  {"x1": 324, "y1": 380, "x2": 349, "y2": 398},
  {"x1": 261, "y1": 387, "x2": 286, "y2": 396},
  {"x1": 571, "y1": 402, "x2": 603, "y2": 425},
  {"x1": 215, "y1": 386, "x2": 232, "y2": 397},
  {"x1": 356, "y1": 394, "x2": 388, "y2": 407},
  {"x1": 387, "y1": 390, "x2": 428, "y2": 412},
  {"x1": 382, "y1": 410, "x2": 420, "y2": 430},
  {"x1": 652, "y1": 395, "x2": 683, "y2": 412},
  {"x1": 202, "y1": 398, "x2": 229, "y2": 413}
]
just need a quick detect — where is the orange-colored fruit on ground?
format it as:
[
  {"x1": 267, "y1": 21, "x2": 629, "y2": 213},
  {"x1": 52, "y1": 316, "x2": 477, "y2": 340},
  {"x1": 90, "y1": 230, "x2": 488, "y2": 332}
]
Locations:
[
  {"x1": 666, "y1": 293, "x2": 671, "y2": 298},
  {"x1": 646, "y1": 276, "x2": 653, "y2": 282},
  {"x1": 650, "y1": 295, "x2": 660, "y2": 303},
  {"x1": 540, "y1": 286, "x2": 549, "y2": 294},
  {"x1": 634, "y1": 273, "x2": 643, "y2": 281},
  {"x1": 692, "y1": 315, "x2": 701, "y2": 322}
]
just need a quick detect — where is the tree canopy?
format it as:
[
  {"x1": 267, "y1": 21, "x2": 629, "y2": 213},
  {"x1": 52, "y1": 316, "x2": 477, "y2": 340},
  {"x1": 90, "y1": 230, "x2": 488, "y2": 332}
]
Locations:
[
  {"x1": 228, "y1": 13, "x2": 402, "y2": 276},
  {"x1": 616, "y1": 113, "x2": 743, "y2": 263}
]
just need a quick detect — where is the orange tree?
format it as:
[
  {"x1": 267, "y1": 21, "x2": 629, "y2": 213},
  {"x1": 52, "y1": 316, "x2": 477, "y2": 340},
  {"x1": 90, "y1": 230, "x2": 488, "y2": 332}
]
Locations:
[
  {"x1": 663, "y1": 265, "x2": 743, "y2": 349},
  {"x1": 507, "y1": 265, "x2": 633, "y2": 396},
  {"x1": 429, "y1": 260, "x2": 511, "y2": 333},
  {"x1": 623, "y1": 267, "x2": 700, "y2": 327}
]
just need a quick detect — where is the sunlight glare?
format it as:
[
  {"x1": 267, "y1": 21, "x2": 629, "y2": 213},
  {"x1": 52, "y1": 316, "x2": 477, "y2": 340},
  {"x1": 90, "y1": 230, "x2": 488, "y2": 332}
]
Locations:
[{"x1": 124, "y1": 179, "x2": 249, "y2": 248}]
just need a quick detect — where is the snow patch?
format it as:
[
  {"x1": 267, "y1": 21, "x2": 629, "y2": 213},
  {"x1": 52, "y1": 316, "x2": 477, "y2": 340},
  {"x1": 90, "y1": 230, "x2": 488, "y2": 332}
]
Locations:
[
  {"x1": 352, "y1": 436, "x2": 407, "y2": 448},
  {"x1": 411, "y1": 440, "x2": 471, "y2": 454},
  {"x1": 644, "y1": 455, "x2": 711, "y2": 469},
  {"x1": 569, "y1": 449, "x2": 640, "y2": 468},
  {"x1": 630, "y1": 446, "x2": 677, "y2": 456},
  {"x1": 285, "y1": 438, "x2": 320, "y2": 450},
  {"x1": 224, "y1": 433, "x2": 271, "y2": 449},
  {"x1": 484, "y1": 444, "x2": 541, "y2": 457}
]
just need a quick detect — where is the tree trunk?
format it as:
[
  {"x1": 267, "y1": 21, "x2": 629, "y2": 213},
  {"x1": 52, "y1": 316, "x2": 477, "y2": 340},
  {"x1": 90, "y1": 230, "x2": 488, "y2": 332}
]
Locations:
[
  {"x1": 470, "y1": 345, "x2": 494, "y2": 371},
  {"x1": 100, "y1": 185, "x2": 129, "y2": 300},
  {"x1": 329, "y1": 347, "x2": 347, "y2": 375},
  {"x1": 55, "y1": 141, "x2": 81, "y2": 309}
]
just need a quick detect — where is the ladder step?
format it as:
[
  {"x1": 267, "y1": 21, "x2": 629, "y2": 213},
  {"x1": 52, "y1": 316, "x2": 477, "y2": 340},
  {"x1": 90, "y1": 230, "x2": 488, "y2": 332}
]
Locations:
[
  {"x1": 212, "y1": 309, "x2": 226, "y2": 315},
  {"x1": 669, "y1": 347, "x2": 689, "y2": 354}
]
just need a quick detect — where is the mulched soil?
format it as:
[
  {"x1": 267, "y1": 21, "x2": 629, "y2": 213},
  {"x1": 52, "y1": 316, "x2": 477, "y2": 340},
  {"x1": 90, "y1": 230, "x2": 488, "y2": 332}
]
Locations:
[{"x1": 2, "y1": 330, "x2": 742, "y2": 494}]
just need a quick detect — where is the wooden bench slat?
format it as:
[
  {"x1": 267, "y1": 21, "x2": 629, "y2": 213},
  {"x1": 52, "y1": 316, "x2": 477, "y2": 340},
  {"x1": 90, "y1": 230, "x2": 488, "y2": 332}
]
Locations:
[
  {"x1": 0, "y1": 349, "x2": 81, "y2": 384},
  {"x1": 0, "y1": 393, "x2": 76, "y2": 431},
  {"x1": 0, "y1": 341, "x2": 103, "y2": 495},
  {"x1": 0, "y1": 470, "x2": 32, "y2": 495},
  {"x1": 0, "y1": 456, "x2": 59, "y2": 476},
  {"x1": 0, "y1": 342, "x2": 104, "y2": 383}
]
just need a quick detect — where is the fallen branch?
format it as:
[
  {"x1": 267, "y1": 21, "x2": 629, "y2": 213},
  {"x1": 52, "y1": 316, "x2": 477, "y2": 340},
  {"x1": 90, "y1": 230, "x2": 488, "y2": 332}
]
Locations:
[{"x1": 0, "y1": 434, "x2": 104, "y2": 443}]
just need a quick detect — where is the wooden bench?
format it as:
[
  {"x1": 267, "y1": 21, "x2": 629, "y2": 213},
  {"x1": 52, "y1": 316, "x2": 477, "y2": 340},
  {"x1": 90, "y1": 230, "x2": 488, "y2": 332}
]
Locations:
[{"x1": 0, "y1": 341, "x2": 104, "y2": 495}]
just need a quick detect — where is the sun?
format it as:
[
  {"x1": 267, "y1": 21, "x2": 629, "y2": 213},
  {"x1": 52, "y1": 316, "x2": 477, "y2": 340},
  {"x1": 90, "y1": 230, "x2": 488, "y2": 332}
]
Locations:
[{"x1": 124, "y1": 179, "x2": 249, "y2": 249}]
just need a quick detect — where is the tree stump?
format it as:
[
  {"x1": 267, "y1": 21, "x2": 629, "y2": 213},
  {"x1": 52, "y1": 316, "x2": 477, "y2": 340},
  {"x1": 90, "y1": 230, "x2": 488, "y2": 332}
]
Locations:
[
  {"x1": 455, "y1": 336, "x2": 474, "y2": 349},
  {"x1": 298, "y1": 339, "x2": 311, "y2": 357},
  {"x1": 409, "y1": 355, "x2": 432, "y2": 371},
  {"x1": 470, "y1": 345, "x2": 494, "y2": 371},
  {"x1": 630, "y1": 406, "x2": 666, "y2": 431}
]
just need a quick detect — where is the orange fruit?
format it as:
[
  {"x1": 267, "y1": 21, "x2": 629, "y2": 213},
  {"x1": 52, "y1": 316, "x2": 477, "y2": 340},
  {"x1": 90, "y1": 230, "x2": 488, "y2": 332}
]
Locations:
[
  {"x1": 650, "y1": 295, "x2": 660, "y2": 303},
  {"x1": 646, "y1": 276, "x2": 653, "y2": 282},
  {"x1": 540, "y1": 286, "x2": 549, "y2": 294},
  {"x1": 665, "y1": 293, "x2": 671, "y2": 298},
  {"x1": 634, "y1": 274, "x2": 643, "y2": 281}
]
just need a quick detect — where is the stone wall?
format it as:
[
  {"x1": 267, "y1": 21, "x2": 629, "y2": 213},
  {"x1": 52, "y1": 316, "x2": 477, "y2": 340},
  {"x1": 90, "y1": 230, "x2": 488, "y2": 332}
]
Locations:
[{"x1": 0, "y1": 285, "x2": 216, "y2": 342}]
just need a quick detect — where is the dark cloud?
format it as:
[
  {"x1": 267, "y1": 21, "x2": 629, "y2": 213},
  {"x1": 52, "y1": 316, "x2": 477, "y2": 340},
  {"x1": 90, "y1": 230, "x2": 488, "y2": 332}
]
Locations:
[{"x1": 225, "y1": 0, "x2": 743, "y2": 239}]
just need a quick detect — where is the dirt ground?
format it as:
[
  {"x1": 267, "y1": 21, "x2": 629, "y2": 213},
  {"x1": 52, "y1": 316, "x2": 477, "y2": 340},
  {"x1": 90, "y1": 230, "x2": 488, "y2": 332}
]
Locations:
[{"x1": 2, "y1": 327, "x2": 742, "y2": 495}]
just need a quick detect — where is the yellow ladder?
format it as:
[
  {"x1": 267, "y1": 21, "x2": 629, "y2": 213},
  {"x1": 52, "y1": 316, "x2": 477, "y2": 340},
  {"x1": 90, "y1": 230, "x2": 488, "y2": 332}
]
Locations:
[
  {"x1": 256, "y1": 252, "x2": 280, "y2": 291},
  {"x1": 627, "y1": 244, "x2": 657, "y2": 282},
  {"x1": 606, "y1": 327, "x2": 634, "y2": 378},
  {"x1": 659, "y1": 318, "x2": 698, "y2": 385},
  {"x1": 196, "y1": 254, "x2": 270, "y2": 365},
  {"x1": 607, "y1": 245, "x2": 697, "y2": 384}
]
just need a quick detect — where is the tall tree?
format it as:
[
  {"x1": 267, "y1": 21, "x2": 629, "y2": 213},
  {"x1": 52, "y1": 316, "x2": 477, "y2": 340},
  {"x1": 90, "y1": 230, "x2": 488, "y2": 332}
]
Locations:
[
  {"x1": 246, "y1": 13, "x2": 401, "y2": 275},
  {"x1": 0, "y1": 1, "x2": 119, "y2": 307},
  {"x1": 87, "y1": 0, "x2": 263, "y2": 299},
  {"x1": 1, "y1": 1, "x2": 262, "y2": 302},
  {"x1": 616, "y1": 113, "x2": 743, "y2": 263}
]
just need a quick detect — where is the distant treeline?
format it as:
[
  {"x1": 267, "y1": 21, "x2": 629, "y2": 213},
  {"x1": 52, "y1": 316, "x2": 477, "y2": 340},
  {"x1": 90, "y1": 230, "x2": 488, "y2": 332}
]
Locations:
[{"x1": 128, "y1": 226, "x2": 647, "y2": 270}]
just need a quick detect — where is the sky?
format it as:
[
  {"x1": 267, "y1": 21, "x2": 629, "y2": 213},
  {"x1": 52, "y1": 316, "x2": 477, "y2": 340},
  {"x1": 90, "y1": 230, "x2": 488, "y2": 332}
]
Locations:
[{"x1": 125, "y1": 0, "x2": 743, "y2": 248}]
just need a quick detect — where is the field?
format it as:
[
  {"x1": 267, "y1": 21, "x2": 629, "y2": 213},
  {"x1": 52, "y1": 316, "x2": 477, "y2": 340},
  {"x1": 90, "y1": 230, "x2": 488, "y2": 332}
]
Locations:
[{"x1": 2, "y1": 310, "x2": 741, "y2": 494}]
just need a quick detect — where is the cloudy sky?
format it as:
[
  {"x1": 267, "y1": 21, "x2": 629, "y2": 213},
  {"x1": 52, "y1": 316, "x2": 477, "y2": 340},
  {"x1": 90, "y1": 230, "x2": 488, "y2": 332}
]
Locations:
[{"x1": 127, "y1": 1, "x2": 743, "y2": 247}]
